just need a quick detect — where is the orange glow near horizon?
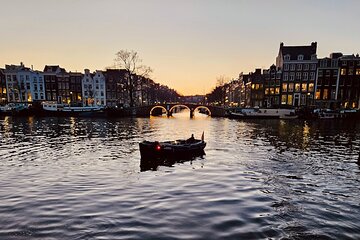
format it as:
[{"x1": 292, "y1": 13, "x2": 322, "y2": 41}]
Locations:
[{"x1": 1, "y1": 1, "x2": 360, "y2": 95}]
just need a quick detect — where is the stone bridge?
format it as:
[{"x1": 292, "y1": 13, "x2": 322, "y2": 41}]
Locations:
[{"x1": 132, "y1": 103, "x2": 226, "y2": 118}]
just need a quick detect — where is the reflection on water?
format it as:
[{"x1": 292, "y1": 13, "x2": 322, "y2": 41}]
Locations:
[{"x1": 1, "y1": 112, "x2": 360, "y2": 239}]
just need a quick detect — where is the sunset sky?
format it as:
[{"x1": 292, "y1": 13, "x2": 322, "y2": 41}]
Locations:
[{"x1": 1, "y1": 0, "x2": 360, "y2": 95}]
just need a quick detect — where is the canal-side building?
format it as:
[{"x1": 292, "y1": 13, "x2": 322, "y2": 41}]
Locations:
[
  {"x1": 0, "y1": 68, "x2": 6, "y2": 104},
  {"x1": 314, "y1": 53, "x2": 341, "y2": 109},
  {"x1": 43, "y1": 65, "x2": 70, "y2": 103},
  {"x1": 5, "y1": 63, "x2": 45, "y2": 103},
  {"x1": 337, "y1": 54, "x2": 360, "y2": 108},
  {"x1": 69, "y1": 72, "x2": 83, "y2": 105},
  {"x1": 249, "y1": 68, "x2": 265, "y2": 107},
  {"x1": 238, "y1": 72, "x2": 251, "y2": 107},
  {"x1": 263, "y1": 65, "x2": 282, "y2": 107},
  {"x1": 276, "y1": 42, "x2": 318, "y2": 107},
  {"x1": 93, "y1": 70, "x2": 106, "y2": 106},
  {"x1": 104, "y1": 69, "x2": 129, "y2": 107}
]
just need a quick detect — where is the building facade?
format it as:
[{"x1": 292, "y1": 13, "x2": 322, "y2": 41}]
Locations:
[
  {"x1": 337, "y1": 54, "x2": 360, "y2": 108},
  {"x1": 104, "y1": 69, "x2": 129, "y2": 107},
  {"x1": 5, "y1": 63, "x2": 45, "y2": 103},
  {"x1": 0, "y1": 69, "x2": 6, "y2": 104},
  {"x1": 82, "y1": 69, "x2": 106, "y2": 106},
  {"x1": 43, "y1": 65, "x2": 70, "y2": 103},
  {"x1": 314, "y1": 53, "x2": 341, "y2": 109},
  {"x1": 276, "y1": 42, "x2": 318, "y2": 107},
  {"x1": 263, "y1": 65, "x2": 282, "y2": 107},
  {"x1": 69, "y1": 72, "x2": 83, "y2": 105}
]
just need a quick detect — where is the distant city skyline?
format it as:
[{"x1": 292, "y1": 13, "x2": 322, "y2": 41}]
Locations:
[{"x1": 1, "y1": 0, "x2": 360, "y2": 95}]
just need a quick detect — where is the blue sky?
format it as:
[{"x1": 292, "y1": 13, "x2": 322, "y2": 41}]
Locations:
[{"x1": 0, "y1": 0, "x2": 359, "y2": 94}]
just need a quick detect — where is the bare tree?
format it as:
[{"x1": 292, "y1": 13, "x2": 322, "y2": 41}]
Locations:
[{"x1": 114, "y1": 50, "x2": 152, "y2": 107}]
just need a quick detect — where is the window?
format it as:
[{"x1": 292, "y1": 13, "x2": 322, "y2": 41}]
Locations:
[
  {"x1": 348, "y1": 69, "x2": 354, "y2": 75},
  {"x1": 325, "y1": 70, "x2": 331, "y2": 77},
  {"x1": 331, "y1": 59, "x2": 338, "y2": 67},
  {"x1": 298, "y1": 55, "x2": 304, "y2": 60},
  {"x1": 333, "y1": 69, "x2": 338, "y2": 76},
  {"x1": 356, "y1": 69, "x2": 360, "y2": 75},
  {"x1": 288, "y1": 83, "x2": 294, "y2": 92},
  {"x1": 311, "y1": 54, "x2": 317, "y2": 60},
  {"x1": 308, "y1": 83, "x2": 314, "y2": 92},
  {"x1": 265, "y1": 88, "x2": 269, "y2": 95},
  {"x1": 290, "y1": 73, "x2": 295, "y2": 81},
  {"x1": 282, "y1": 83, "x2": 288, "y2": 92},
  {"x1": 287, "y1": 95, "x2": 293, "y2": 105},
  {"x1": 301, "y1": 83, "x2": 307, "y2": 92},
  {"x1": 315, "y1": 90, "x2": 321, "y2": 100},
  {"x1": 275, "y1": 87, "x2": 280, "y2": 94},
  {"x1": 290, "y1": 64, "x2": 295, "y2": 71},
  {"x1": 296, "y1": 72, "x2": 301, "y2": 80},
  {"x1": 281, "y1": 95, "x2": 287, "y2": 104},
  {"x1": 323, "y1": 89, "x2": 329, "y2": 100},
  {"x1": 297, "y1": 64, "x2": 302, "y2": 71},
  {"x1": 311, "y1": 64, "x2": 317, "y2": 70},
  {"x1": 34, "y1": 93, "x2": 38, "y2": 99},
  {"x1": 341, "y1": 69, "x2": 346, "y2": 75},
  {"x1": 342, "y1": 61, "x2": 347, "y2": 66},
  {"x1": 283, "y1": 73, "x2": 289, "y2": 81},
  {"x1": 284, "y1": 64, "x2": 289, "y2": 71},
  {"x1": 295, "y1": 83, "x2": 301, "y2": 92},
  {"x1": 284, "y1": 54, "x2": 290, "y2": 61},
  {"x1": 304, "y1": 64, "x2": 309, "y2": 70},
  {"x1": 310, "y1": 72, "x2": 315, "y2": 80},
  {"x1": 303, "y1": 72, "x2": 308, "y2": 80}
]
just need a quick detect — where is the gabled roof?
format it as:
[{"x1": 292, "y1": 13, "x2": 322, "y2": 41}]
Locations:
[{"x1": 279, "y1": 42, "x2": 317, "y2": 60}]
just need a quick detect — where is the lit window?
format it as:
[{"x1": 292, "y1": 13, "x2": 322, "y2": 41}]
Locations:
[
  {"x1": 295, "y1": 83, "x2": 300, "y2": 92},
  {"x1": 288, "y1": 83, "x2": 294, "y2": 92},
  {"x1": 301, "y1": 83, "x2": 307, "y2": 92},
  {"x1": 282, "y1": 83, "x2": 288, "y2": 92},
  {"x1": 281, "y1": 95, "x2": 287, "y2": 104},
  {"x1": 287, "y1": 95, "x2": 293, "y2": 105},
  {"x1": 308, "y1": 83, "x2": 314, "y2": 92},
  {"x1": 356, "y1": 69, "x2": 360, "y2": 75},
  {"x1": 341, "y1": 69, "x2": 346, "y2": 75},
  {"x1": 315, "y1": 90, "x2": 321, "y2": 99}
]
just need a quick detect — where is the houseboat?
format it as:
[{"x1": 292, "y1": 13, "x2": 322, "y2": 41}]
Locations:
[{"x1": 228, "y1": 108, "x2": 297, "y2": 119}]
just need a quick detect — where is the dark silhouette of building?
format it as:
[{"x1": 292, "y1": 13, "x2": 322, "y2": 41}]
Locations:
[
  {"x1": 0, "y1": 69, "x2": 6, "y2": 104},
  {"x1": 263, "y1": 64, "x2": 282, "y2": 107},
  {"x1": 43, "y1": 65, "x2": 70, "y2": 103}
]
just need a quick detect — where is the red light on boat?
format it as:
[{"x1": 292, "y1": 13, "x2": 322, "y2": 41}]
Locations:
[{"x1": 156, "y1": 145, "x2": 161, "y2": 151}]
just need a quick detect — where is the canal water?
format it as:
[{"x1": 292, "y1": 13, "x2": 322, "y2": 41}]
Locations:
[{"x1": 1, "y1": 111, "x2": 360, "y2": 239}]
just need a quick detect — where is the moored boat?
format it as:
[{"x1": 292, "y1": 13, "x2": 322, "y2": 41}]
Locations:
[
  {"x1": 0, "y1": 103, "x2": 29, "y2": 115},
  {"x1": 228, "y1": 108, "x2": 297, "y2": 119},
  {"x1": 42, "y1": 102, "x2": 104, "y2": 116},
  {"x1": 139, "y1": 134, "x2": 206, "y2": 160}
]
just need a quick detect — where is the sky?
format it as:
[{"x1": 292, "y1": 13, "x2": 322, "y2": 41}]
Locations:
[{"x1": 1, "y1": 0, "x2": 360, "y2": 95}]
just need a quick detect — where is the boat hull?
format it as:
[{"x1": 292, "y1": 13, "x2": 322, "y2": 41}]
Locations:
[{"x1": 139, "y1": 140, "x2": 206, "y2": 160}]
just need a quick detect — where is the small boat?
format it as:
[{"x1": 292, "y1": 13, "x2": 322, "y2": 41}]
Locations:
[
  {"x1": 228, "y1": 108, "x2": 297, "y2": 119},
  {"x1": 139, "y1": 134, "x2": 206, "y2": 160},
  {"x1": 42, "y1": 102, "x2": 104, "y2": 116},
  {"x1": 0, "y1": 103, "x2": 29, "y2": 115}
]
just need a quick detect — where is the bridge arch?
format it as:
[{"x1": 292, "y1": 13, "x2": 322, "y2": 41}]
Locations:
[
  {"x1": 169, "y1": 104, "x2": 191, "y2": 114},
  {"x1": 150, "y1": 105, "x2": 168, "y2": 116},
  {"x1": 194, "y1": 106, "x2": 212, "y2": 116}
]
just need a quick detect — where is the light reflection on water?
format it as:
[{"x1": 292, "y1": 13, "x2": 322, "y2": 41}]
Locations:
[{"x1": 1, "y1": 112, "x2": 360, "y2": 239}]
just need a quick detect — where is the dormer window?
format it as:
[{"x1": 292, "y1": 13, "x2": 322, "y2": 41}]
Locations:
[
  {"x1": 297, "y1": 55, "x2": 304, "y2": 61},
  {"x1": 311, "y1": 54, "x2": 317, "y2": 60},
  {"x1": 284, "y1": 54, "x2": 290, "y2": 61}
]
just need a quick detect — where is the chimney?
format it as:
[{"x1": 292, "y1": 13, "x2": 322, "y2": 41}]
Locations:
[{"x1": 280, "y1": 42, "x2": 284, "y2": 48}]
